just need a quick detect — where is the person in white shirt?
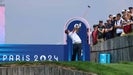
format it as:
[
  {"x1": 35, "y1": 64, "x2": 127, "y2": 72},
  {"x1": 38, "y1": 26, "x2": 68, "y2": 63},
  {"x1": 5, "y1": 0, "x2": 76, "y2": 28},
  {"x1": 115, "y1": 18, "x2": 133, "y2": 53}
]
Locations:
[
  {"x1": 65, "y1": 23, "x2": 82, "y2": 61},
  {"x1": 115, "y1": 13, "x2": 124, "y2": 36}
]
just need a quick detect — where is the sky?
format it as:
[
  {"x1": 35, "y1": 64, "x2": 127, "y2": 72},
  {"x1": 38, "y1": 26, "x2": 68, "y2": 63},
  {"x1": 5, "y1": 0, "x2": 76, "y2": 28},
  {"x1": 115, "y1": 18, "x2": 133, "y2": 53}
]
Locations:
[
  {"x1": 5, "y1": 0, "x2": 133, "y2": 44},
  {"x1": 0, "y1": 7, "x2": 5, "y2": 44}
]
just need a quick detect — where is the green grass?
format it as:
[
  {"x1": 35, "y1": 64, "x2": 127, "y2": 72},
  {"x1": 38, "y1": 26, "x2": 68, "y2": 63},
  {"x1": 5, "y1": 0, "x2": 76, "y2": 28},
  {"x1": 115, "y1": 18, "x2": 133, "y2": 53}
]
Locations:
[
  {"x1": 58, "y1": 62, "x2": 133, "y2": 75},
  {"x1": 104, "y1": 63, "x2": 133, "y2": 75},
  {"x1": 0, "y1": 61, "x2": 133, "y2": 75}
]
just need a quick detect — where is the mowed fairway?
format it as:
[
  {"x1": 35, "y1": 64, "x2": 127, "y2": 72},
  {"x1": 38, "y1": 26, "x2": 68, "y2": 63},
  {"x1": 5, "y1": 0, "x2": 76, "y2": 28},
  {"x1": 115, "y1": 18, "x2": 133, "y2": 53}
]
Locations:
[{"x1": 57, "y1": 62, "x2": 133, "y2": 75}]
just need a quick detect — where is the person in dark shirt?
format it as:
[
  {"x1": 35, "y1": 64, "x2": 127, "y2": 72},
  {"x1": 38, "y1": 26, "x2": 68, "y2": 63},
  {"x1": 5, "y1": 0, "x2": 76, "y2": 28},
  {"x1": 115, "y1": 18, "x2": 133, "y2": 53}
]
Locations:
[
  {"x1": 128, "y1": 7, "x2": 133, "y2": 21},
  {"x1": 112, "y1": 16, "x2": 117, "y2": 37},
  {"x1": 105, "y1": 19, "x2": 113, "y2": 40},
  {"x1": 97, "y1": 21, "x2": 105, "y2": 43}
]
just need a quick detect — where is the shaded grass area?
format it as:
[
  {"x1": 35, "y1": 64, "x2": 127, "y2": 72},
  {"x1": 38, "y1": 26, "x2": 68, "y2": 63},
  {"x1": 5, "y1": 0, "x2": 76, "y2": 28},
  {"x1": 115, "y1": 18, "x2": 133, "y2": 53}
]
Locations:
[
  {"x1": 0, "y1": 61, "x2": 133, "y2": 75},
  {"x1": 123, "y1": 31, "x2": 133, "y2": 36}
]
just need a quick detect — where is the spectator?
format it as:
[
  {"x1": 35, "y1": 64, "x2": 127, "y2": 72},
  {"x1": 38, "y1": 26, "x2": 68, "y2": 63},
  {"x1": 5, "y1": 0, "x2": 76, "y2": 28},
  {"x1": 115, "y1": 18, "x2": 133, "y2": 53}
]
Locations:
[
  {"x1": 123, "y1": 13, "x2": 133, "y2": 25},
  {"x1": 112, "y1": 15, "x2": 117, "y2": 37},
  {"x1": 122, "y1": 9, "x2": 130, "y2": 21},
  {"x1": 128, "y1": 7, "x2": 133, "y2": 31},
  {"x1": 123, "y1": 15, "x2": 133, "y2": 34},
  {"x1": 108, "y1": 14, "x2": 113, "y2": 22},
  {"x1": 114, "y1": 13, "x2": 123, "y2": 36},
  {"x1": 104, "y1": 22, "x2": 107, "y2": 27},
  {"x1": 97, "y1": 21, "x2": 105, "y2": 43},
  {"x1": 128, "y1": 7, "x2": 133, "y2": 21},
  {"x1": 112, "y1": 15, "x2": 117, "y2": 25},
  {"x1": 92, "y1": 25, "x2": 98, "y2": 45},
  {"x1": 92, "y1": 7, "x2": 133, "y2": 44},
  {"x1": 105, "y1": 19, "x2": 113, "y2": 40}
]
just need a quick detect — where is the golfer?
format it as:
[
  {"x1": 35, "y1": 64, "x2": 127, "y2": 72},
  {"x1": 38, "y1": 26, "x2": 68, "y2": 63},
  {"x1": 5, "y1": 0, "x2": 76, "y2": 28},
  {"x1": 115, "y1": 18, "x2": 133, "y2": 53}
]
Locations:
[{"x1": 65, "y1": 23, "x2": 82, "y2": 61}]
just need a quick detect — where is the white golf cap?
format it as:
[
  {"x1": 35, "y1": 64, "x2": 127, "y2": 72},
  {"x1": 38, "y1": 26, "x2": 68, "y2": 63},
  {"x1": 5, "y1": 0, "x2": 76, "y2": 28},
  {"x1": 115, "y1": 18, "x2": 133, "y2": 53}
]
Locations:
[
  {"x1": 127, "y1": 10, "x2": 130, "y2": 12},
  {"x1": 113, "y1": 15, "x2": 116, "y2": 17},
  {"x1": 74, "y1": 24, "x2": 79, "y2": 28},
  {"x1": 122, "y1": 10, "x2": 125, "y2": 12}
]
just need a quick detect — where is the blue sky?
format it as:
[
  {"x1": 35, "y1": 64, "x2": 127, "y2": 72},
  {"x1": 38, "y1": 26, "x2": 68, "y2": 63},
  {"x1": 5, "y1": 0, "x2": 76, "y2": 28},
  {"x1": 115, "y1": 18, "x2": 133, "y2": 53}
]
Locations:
[{"x1": 5, "y1": 0, "x2": 132, "y2": 44}]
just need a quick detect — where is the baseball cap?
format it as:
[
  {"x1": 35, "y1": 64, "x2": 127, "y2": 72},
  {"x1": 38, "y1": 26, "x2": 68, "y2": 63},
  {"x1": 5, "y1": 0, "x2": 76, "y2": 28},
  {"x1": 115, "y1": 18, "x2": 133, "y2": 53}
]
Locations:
[
  {"x1": 99, "y1": 20, "x2": 103, "y2": 23},
  {"x1": 129, "y1": 7, "x2": 133, "y2": 10}
]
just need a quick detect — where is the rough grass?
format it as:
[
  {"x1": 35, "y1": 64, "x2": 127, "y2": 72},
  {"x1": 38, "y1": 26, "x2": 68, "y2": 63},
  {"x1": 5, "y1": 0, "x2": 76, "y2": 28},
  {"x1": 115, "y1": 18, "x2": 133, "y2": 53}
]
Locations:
[{"x1": 0, "y1": 61, "x2": 133, "y2": 75}]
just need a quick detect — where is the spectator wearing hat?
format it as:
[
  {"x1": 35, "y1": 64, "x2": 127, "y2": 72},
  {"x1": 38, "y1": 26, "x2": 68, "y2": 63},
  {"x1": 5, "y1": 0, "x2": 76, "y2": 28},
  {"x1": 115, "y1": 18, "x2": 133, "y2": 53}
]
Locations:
[
  {"x1": 123, "y1": 15, "x2": 133, "y2": 34},
  {"x1": 128, "y1": 7, "x2": 133, "y2": 21},
  {"x1": 97, "y1": 21, "x2": 105, "y2": 43},
  {"x1": 122, "y1": 9, "x2": 131, "y2": 20},
  {"x1": 123, "y1": 14, "x2": 133, "y2": 25}
]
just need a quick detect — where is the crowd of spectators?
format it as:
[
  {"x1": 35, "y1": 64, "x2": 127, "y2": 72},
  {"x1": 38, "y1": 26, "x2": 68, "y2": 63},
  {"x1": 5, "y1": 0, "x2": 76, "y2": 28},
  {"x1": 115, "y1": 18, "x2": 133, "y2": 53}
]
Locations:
[{"x1": 92, "y1": 7, "x2": 133, "y2": 45}]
